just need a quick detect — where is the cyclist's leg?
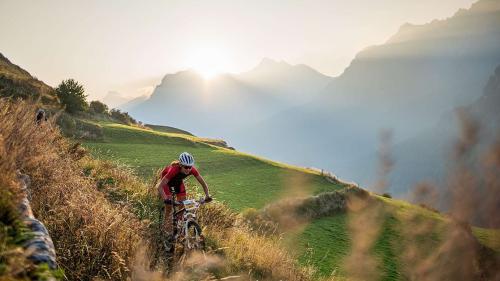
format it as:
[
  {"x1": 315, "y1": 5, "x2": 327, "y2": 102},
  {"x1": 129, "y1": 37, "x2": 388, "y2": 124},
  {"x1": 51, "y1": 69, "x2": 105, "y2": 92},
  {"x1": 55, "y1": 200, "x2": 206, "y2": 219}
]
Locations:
[
  {"x1": 163, "y1": 198, "x2": 173, "y2": 233},
  {"x1": 162, "y1": 185, "x2": 174, "y2": 234}
]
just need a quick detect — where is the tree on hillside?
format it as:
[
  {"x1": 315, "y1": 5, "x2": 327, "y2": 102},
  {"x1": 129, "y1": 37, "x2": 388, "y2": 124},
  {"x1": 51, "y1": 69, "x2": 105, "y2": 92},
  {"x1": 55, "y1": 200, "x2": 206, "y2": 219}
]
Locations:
[
  {"x1": 89, "y1": 100, "x2": 109, "y2": 115},
  {"x1": 56, "y1": 79, "x2": 88, "y2": 113},
  {"x1": 110, "y1": 108, "x2": 137, "y2": 125}
]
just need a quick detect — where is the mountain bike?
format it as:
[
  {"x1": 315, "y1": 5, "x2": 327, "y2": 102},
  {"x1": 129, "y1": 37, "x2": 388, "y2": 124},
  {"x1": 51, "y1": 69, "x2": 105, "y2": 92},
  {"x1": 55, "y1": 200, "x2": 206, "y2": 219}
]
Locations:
[{"x1": 160, "y1": 191, "x2": 209, "y2": 264}]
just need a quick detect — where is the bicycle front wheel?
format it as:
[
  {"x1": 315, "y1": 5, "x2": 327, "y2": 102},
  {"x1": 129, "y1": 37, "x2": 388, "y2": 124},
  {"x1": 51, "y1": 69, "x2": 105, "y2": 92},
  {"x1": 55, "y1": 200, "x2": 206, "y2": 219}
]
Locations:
[{"x1": 184, "y1": 220, "x2": 205, "y2": 252}]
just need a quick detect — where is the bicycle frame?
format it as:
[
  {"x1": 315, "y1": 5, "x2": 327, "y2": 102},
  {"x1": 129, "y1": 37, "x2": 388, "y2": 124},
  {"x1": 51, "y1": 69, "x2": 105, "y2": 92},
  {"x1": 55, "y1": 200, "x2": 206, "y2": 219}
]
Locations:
[{"x1": 166, "y1": 192, "x2": 202, "y2": 241}]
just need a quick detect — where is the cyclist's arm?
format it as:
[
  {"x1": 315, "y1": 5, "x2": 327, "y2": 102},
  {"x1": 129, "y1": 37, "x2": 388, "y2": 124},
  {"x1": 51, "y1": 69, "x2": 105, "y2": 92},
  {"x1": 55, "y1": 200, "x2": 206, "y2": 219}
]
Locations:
[
  {"x1": 195, "y1": 175, "x2": 210, "y2": 198},
  {"x1": 156, "y1": 175, "x2": 170, "y2": 200}
]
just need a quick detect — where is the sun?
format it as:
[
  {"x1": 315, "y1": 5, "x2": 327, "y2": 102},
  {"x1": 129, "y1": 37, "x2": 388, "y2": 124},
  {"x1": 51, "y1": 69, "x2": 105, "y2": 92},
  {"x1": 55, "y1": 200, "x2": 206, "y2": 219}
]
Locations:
[
  {"x1": 195, "y1": 64, "x2": 220, "y2": 80},
  {"x1": 185, "y1": 47, "x2": 231, "y2": 80}
]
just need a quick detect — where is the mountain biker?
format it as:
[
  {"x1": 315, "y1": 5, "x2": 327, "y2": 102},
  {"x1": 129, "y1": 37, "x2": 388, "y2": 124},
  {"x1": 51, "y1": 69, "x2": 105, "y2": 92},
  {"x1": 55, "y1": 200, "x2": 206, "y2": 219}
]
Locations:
[{"x1": 157, "y1": 152, "x2": 212, "y2": 233}]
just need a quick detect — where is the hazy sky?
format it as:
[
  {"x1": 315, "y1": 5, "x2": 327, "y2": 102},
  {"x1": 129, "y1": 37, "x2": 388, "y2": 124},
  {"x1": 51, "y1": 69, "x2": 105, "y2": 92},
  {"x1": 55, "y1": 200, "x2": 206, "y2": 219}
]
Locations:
[{"x1": 1, "y1": 0, "x2": 476, "y2": 101}]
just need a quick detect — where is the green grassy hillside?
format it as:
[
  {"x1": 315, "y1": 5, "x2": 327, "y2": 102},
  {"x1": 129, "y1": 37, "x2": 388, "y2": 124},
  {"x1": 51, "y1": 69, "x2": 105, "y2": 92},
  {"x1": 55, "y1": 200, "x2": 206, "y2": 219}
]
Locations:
[
  {"x1": 82, "y1": 121, "x2": 500, "y2": 280},
  {"x1": 82, "y1": 122, "x2": 344, "y2": 211},
  {"x1": 146, "y1": 123, "x2": 194, "y2": 135}
]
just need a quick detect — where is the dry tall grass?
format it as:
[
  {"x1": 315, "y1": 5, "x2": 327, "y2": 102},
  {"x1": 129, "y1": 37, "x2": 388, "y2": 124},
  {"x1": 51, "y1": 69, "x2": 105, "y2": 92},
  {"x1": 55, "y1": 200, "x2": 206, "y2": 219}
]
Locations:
[
  {"x1": 198, "y1": 202, "x2": 319, "y2": 281},
  {"x1": 399, "y1": 109, "x2": 500, "y2": 281},
  {"x1": 342, "y1": 130, "x2": 394, "y2": 281},
  {"x1": 345, "y1": 200, "x2": 385, "y2": 281},
  {"x1": 0, "y1": 115, "x2": 32, "y2": 280},
  {"x1": 0, "y1": 99, "x2": 153, "y2": 280}
]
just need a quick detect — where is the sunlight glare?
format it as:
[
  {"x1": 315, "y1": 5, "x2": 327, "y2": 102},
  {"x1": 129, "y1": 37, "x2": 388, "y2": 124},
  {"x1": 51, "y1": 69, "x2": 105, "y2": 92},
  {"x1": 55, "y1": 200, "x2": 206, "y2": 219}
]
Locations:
[{"x1": 186, "y1": 46, "x2": 231, "y2": 80}]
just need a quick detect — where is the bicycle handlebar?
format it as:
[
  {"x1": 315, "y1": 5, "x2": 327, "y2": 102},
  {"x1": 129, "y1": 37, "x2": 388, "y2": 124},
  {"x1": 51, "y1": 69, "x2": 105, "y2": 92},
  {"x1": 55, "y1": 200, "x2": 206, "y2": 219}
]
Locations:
[{"x1": 164, "y1": 197, "x2": 211, "y2": 206}]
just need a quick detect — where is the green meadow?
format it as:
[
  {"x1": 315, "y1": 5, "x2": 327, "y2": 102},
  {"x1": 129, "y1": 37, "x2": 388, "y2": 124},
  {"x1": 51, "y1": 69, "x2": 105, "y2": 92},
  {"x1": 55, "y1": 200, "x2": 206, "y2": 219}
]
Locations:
[{"x1": 82, "y1": 122, "x2": 344, "y2": 211}]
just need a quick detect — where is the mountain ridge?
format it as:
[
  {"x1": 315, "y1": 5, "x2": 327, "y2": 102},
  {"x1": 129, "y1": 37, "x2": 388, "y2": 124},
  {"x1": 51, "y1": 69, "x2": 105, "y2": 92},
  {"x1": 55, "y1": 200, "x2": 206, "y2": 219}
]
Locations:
[
  {"x1": 0, "y1": 52, "x2": 58, "y2": 105},
  {"x1": 127, "y1": 57, "x2": 333, "y2": 138}
]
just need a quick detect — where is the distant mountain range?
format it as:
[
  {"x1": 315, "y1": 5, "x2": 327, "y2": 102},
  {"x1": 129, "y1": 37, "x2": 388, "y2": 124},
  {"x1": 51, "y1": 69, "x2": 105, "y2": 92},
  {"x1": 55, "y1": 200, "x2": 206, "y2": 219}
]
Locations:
[
  {"x1": 127, "y1": 59, "x2": 333, "y2": 139},
  {"x1": 102, "y1": 91, "x2": 149, "y2": 110},
  {"x1": 247, "y1": 0, "x2": 500, "y2": 192},
  {"x1": 128, "y1": 0, "x2": 500, "y2": 196},
  {"x1": 321, "y1": 0, "x2": 500, "y2": 134}
]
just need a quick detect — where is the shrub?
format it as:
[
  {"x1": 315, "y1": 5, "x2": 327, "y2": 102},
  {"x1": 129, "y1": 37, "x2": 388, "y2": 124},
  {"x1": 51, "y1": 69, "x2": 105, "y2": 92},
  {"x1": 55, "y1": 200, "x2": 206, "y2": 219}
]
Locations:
[
  {"x1": 382, "y1": 192, "x2": 392, "y2": 198},
  {"x1": 55, "y1": 79, "x2": 88, "y2": 113},
  {"x1": 88, "y1": 100, "x2": 109, "y2": 115},
  {"x1": 56, "y1": 113, "x2": 76, "y2": 137},
  {"x1": 241, "y1": 186, "x2": 370, "y2": 236},
  {"x1": 110, "y1": 108, "x2": 137, "y2": 125}
]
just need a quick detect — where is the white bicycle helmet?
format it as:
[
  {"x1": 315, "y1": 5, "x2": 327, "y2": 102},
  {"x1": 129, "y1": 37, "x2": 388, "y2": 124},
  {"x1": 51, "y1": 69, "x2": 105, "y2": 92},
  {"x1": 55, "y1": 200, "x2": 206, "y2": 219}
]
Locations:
[{"x1": 179, "y1": 152, "x2": 195, "y2": 166}]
